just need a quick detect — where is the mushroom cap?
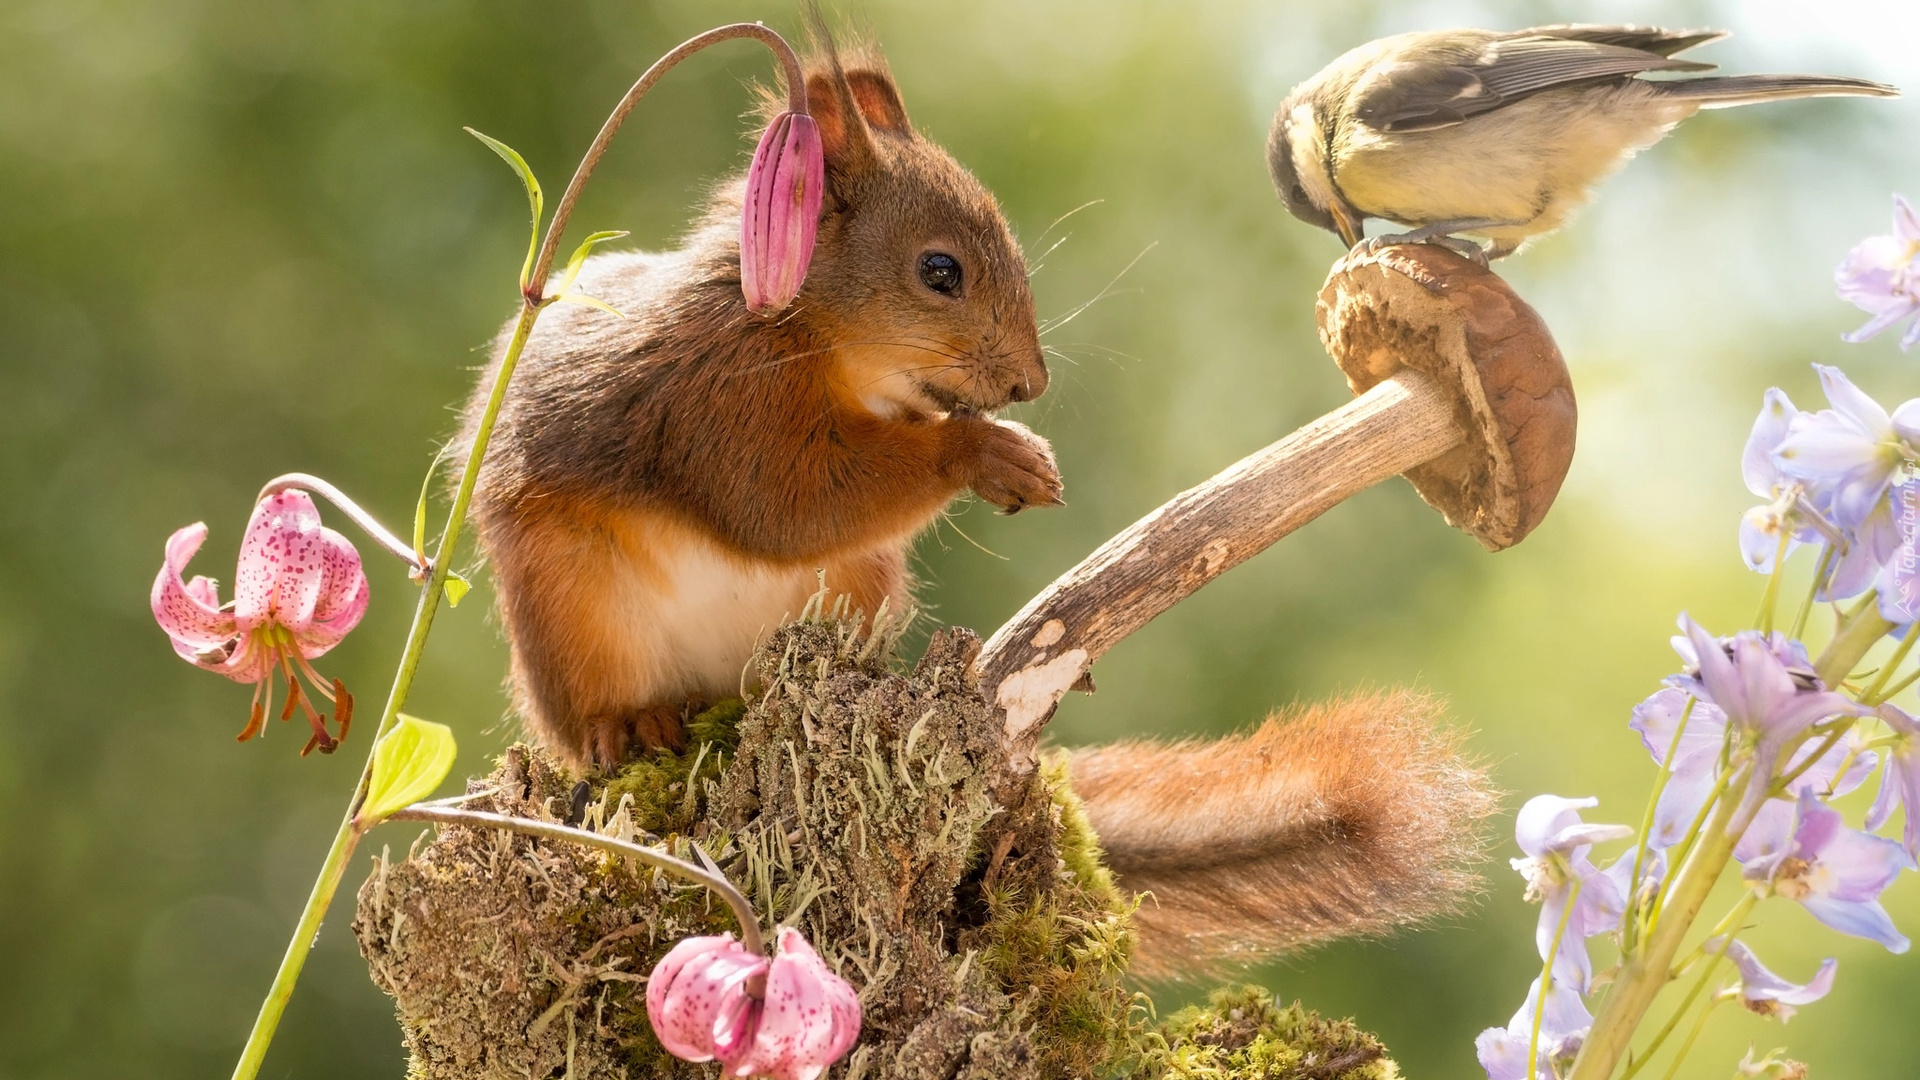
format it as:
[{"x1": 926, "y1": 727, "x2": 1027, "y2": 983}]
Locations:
[{"x1": 1315, "y1": 244, "x2": 1576, "y2": 551}]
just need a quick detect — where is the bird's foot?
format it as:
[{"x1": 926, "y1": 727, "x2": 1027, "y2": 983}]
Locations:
[{"x1": 1351, "y1": 219, "x2": 1525, "y2": 268}]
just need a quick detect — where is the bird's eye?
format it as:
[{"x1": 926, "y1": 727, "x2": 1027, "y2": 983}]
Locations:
[
  {"x1": 1290, "y1": 183, "x2": 1309, "y2": 205},
  {"x1": 919, "y1": 252, "x2": 963, "y2": 296}
]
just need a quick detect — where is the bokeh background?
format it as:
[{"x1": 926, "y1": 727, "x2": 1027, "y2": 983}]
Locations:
[{"x1": 4, "y1": 0, "x2": 1919, "y2": 1076}]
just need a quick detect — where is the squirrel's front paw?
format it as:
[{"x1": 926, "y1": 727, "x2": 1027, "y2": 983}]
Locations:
[{"x1": 964, "y1": 419, "x2": 1064, "y2": 514}]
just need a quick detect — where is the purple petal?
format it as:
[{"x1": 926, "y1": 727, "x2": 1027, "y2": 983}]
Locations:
[
  {"x1": 1716, "y1": 938, "x2": 1837, "y2": 1006},
  {"x1": 1744, "y1": 389, "x2": 1799, "y2": 497},
  {"x1": 1842, "y1": 297, "x2": 1920, "y2": 344},
  {"x1": 1801, "y1": 896, "x2": 1910, "y2": 953},
  {"x1": 1827, "y1": 495, "x2": 1900, "y2": 602},
  {"x1": 1652, "y1": 747, "x2": 1722, "y2": 849},
  {"x1": 1894, "y1": 194, "x2": 1920, "y2": 245},
  {"x1": 1515, "y1": 795, "x2": 1597, "y2": 857},
  {"x1": 1817, "y1": 365, "x2": 1894, "y2": 438},
  {"x1": 1630, "y1": 687, "x2": 1726, "y2": 764},
  {"x1": 1740, "y1": 505, "x2": 1802, "y2": 573}
]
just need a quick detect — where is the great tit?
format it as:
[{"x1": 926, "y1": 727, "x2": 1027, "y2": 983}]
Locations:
[{"x1": 1269, "y1": 24, "x2": 1897, "y2": 259}]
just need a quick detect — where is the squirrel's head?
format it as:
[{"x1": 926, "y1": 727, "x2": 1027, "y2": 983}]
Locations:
[{"x1": 766, "y1": 43, "x2": 1047, "y2": 419}]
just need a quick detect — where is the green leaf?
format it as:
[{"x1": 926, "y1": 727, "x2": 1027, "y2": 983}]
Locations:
[
  {"x1": 554, "y1": 230, "x2": 629, "y2": 300},
  {"x1": 443, "y1": 572, "x2": 471, "y2": 608},
  {"x1": 357, "y1": 714, "x2": 457, "y2": 827},
  {"x1": 556, "y1": 292, "x2": 627, "y2": 319},
  {"x1": 464, "y1": 126, "x2": 544, "y2": 293},
  {"x1": 412, "y1": 442, "x2": 453, "y2": 572}
]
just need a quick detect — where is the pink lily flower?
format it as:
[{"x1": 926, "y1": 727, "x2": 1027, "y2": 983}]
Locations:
[
  {"x1": 152, "y1": 489, "x2": 367, "y2": 754},
  {"x1": 647, "y1": 928, "x2": 861, "y2": 1080},
  {"x1": 739, "y1": 110, "x2": 824, "y2": 315}
]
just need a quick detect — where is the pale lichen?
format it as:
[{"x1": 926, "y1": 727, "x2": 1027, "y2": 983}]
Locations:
[{"x1": 352, "y1": 614, "x2": 1406, "y2": 1079}]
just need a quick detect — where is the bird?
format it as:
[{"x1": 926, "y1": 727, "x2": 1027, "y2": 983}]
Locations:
[{"x1": 1268, "y1": 24, "x2": 1898, "y2": 260}]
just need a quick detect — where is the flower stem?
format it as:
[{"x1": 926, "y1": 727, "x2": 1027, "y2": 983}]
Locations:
[
  {"x1": 1864, "y1": 625, "x2": 1918, "y2": 704},
  {"x1": 526, "y1": 23, "x2": 807, "y2": 302},
  {"x1": 384, "y1": 805, "x2": 764, "y2": 954},
  {"x1": 1625, "y1": 698, "x2": 1695, "y2": 951},
  {"x1": 1567, "y1": 796, "x2": 1738, "y2": 1080},
  {"x1": 225, "y1": 23, "x2": 816, "y2": 1074},
  {"x1": 1529, "y1": 878, "x2": 1583, "y2": 1080},
  {"x1": 1756, "y1": 530, "x2": 1793, "y2": 633},
  {"x1": 1789, "y1": 544, "x2": 1836, "y2": 642},
  {"x1": 256, "y1": 472, "x2": 428, "y2": 575}
]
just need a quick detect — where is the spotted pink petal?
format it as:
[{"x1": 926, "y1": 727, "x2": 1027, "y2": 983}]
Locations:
[
  {"x1": 152, "y1": 522, "x2": 237, "y2": 653},
  {"x1": 293, "y1": 525, "x2": 369, "y2": 657},
  {"x1": 232, "y1": 490, "x2": 331, "y2": 636},
  {"x1": 726, "y1": 929, "x2": 862, "y2": 1080},
  {"x1": 646, "y1": 935, "x2": 767, "y2": 1063}
]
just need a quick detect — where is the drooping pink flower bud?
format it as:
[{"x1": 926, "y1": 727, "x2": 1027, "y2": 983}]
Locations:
[
  {"x1": 740, "y1": 112, "x2": 824, "y2": 315},
  {"x1": 646, "y1": 928, "x2": 861, "y2": 1080},
  {"x1": 152, "y1": 489, "x2": 366, "y2": 754}
]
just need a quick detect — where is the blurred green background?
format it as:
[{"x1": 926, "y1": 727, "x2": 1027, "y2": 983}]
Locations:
[{"x1": 4, "y1": 0, "x2": 1918, "y2": 1076}]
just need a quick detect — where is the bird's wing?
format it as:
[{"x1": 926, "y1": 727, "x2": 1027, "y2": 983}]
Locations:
[
  {"x1": 1523, "y1": 24, "x2": 1729, "y2": 58},
  {"x1": 1352, "y1": 35, "x2": 1717, "y2": 133}
]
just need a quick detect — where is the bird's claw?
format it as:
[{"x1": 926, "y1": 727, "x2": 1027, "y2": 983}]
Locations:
[{"x1": 1351, "y1": 232, "x2": 1490, "y2": 267}]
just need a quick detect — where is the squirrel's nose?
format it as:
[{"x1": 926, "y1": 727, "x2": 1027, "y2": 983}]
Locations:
[{"x1": 1005, "y1": 357, "x2": 1049, "y2": 403}]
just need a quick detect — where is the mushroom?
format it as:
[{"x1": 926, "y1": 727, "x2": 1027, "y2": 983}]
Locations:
[{"x1": 979, "y1": 244, "x2": 1576, "y2": 768}]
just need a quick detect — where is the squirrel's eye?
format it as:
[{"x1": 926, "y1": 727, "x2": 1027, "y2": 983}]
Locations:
[
  {"x1": 1290, "y1": 183, "x2": 1309, "y2": 205},
  {"x1": 919, "y1": 252, "x2": 963, "y2": 296}
]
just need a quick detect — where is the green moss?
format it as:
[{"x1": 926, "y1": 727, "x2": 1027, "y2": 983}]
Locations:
[
  {"x1": 980, "y1": 755, "x2": 1141, "y2": 1079},
  {"x1": 599, "y1": 697, "x2": 745, "y2": 835},
  {"x1": 1147, "y1": 986, "x2": 1397, "y2": 1080}
]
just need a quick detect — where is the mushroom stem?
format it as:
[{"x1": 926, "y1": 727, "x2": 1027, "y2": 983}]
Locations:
[
  {"x1": 978, "y1": 244, "x2": 1575, "y2": 772},
  {"x1": 979, "y1": 368, "x2": 1462, "y2": 764}
]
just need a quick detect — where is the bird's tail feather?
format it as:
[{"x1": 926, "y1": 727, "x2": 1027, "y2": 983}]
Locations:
[
  {"x1": 1658, "y1": 73, "x2": 1898, "y2": 108},
  {"x1": 1066, "y1": 688, "x2": 1498, "y2": 981}
]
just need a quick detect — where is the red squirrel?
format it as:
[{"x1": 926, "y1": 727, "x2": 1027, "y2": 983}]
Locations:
[
  {"x1": 464, "y1": 41, "x2": 1061, "y2": 770},
  {"x1": 464, "y1": 35, "x2": 1492, "y2": 974}
]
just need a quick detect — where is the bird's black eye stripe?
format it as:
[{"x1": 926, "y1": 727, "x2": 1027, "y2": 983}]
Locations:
[{"x1": 919, "y1": 252, "x2": 962, "y2": 296}]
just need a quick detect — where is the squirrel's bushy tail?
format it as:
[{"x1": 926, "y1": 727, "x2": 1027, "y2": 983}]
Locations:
[{"x1": 1067, "y1": 689, "x2": 1498, "y2": 980}]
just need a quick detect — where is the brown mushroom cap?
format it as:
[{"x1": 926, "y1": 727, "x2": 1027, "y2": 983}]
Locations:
[{"x1": 1315, "y1": 244, "x2": 1576, "y2": 551}]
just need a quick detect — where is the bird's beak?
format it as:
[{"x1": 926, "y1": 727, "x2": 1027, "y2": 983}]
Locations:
[{"x1": 1331, "y1": 203, "x2": 1362, "y2": 248}]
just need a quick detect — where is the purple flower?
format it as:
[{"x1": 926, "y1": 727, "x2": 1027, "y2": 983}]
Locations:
[
  {"x1": 1773, "y1": 365, "x2": 1913, "y2": 530},
  {"x1": 1868, "y1": 704, "x2": 1920, "y2": 860},
  {"x1": 1667, "y1": 616, "x2": 1864, "y2": 829},
  {"x1": 1876, "y1": 480, "x2": 1920, "y2": 625},
  {"x1": 1741, "y1": 389, "x2": 1819, "y2": 573},
  {"x1": 1475, "y1": 977, "x2": 1591, "y2": 1080},
  {"x1": 1704, "y1": 937, "x2": 1836, "y2": 1021},
  {"x1": 1837, "y1": 194, "x2": 1920, "y2": 350},
  {"x1": 1511, "y1": 795, "x2": 1631, "y2": 991},
  {"x1": 1743, "y1": 791, "x2": 1912, "y2": 953}
]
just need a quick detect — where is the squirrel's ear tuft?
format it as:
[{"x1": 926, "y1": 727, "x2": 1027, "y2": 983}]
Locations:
[
  {"x1": 844, "y1": 68, "x2": 912, "y2": 136},
  {"x1": 805, "y1": 70, "x2": 878, "y2": 176}
]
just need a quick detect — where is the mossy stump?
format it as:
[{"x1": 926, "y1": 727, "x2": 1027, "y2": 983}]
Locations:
[{"x1": 353, "y1": 616, "x2": 1401, "y2": 1079}]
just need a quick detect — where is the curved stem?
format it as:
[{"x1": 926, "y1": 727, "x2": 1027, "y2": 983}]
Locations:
[
  {"x1": 385, "y1": 805, "x2": 763, "y2": 954},
  {"x1": 526, "y1": 22, "x2": 807, "y2": 303},
  {"x1": 1625, "y1": 698, "x2": 1696, "y2": 951},
  {"x1": 231, "y1": 26, "x2": 807, "y2": 1078},
  {"x1": 258, "y1": 472, "x2": 428, "y2": 575},
  {"x1": 1529, "y1": 878, "x2": 1582, "y2": 1080}
]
